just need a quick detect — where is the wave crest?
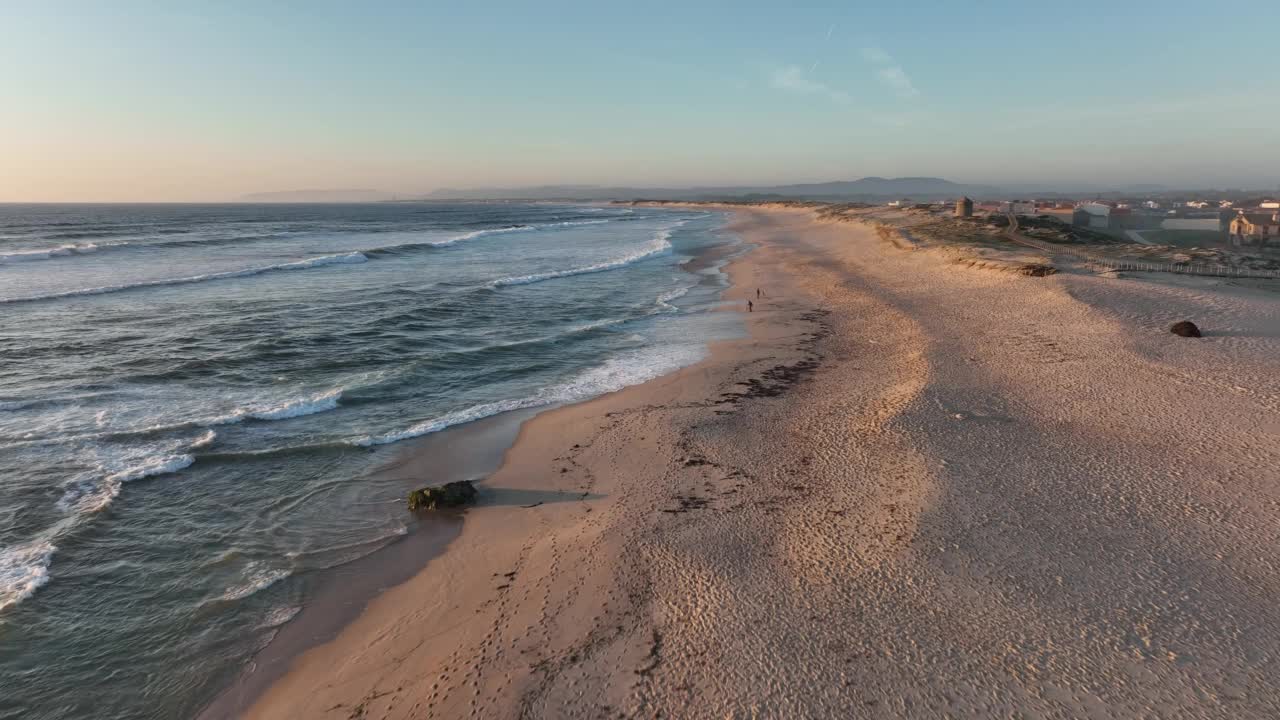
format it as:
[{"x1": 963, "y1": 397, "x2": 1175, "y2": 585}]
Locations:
[
  {"x1": 0, "y1": 243, "x2": 99, "y2": 264},
  {"x1": 0, "y1": 252, "x2": 368, "y2": 304},
  {"x1": 216, "y1": 562, "x2": 292, "y2": 603},
  {"x1": 491, "y1": 228, "x2": 674, "y2": 288},
  {"x1": 0, "y1": 538, "x2": 56, "y2": 615},
  {"x1": 352, "y1": 342, "x2": 705, "y2": 447},
  {"x1": 242, "y1": 389, "x2": 342, "y2": 422}
]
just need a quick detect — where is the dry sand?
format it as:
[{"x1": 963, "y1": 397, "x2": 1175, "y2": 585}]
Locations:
[{"x1": 240, "y1": 208, "x2": 1280, "y2": 719}]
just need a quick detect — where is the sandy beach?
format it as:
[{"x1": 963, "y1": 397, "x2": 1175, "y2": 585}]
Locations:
[{"x1": 239, "y1": 207, "x2": 1280, "y2": 719}]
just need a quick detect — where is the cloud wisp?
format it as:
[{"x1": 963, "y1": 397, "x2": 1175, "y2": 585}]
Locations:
[
  {"x1": 861, "y1": 46, "x2": 919, "y2": 99},
  {"x1": 767, "y1": 65, "x2": 852, "y2": 106}
]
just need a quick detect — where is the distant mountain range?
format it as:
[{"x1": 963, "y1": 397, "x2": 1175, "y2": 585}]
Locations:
[
  {"x1": 240, "y1": 179, "x2": 1272, "y2": 204},
  {"x1": 240, "y1": 189, "x2": 400, "y2": 203},
  {"x1": 422, "y1": 177, "x2": 1002, "y2": 202}
]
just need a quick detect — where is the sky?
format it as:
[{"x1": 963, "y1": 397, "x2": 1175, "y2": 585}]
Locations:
[{"x1": 2, "y1": 0, "x2": 1277, "y2": 201}]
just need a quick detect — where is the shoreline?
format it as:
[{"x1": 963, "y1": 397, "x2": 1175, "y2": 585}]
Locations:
[
  {"x1": 196, "y1": 405, "x2": 542, "y2": 720},
  {"x1": 240, "y1": 206, "x2": 1280, "y2": 718},
  {"x1": 197, "y1": 212, "x2": 750, "y2": 719},
  {"x1": 234, "y1": 206, "x2": 819, "y2": 718}
]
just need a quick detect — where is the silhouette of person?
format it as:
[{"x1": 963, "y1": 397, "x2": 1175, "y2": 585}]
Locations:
[
  {"x1": 747, "y1": 300, "x2": 753, "y2": 312},
  {"x1": 756, "y1": 288, "x2": 761, "y2": 298}
]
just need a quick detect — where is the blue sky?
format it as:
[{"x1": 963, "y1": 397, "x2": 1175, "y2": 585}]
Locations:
[{"x1": 2, "y1": 0, "x2": 1277, "y2": 200}]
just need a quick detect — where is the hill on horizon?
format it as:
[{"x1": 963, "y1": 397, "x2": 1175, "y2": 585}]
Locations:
[
  {"x1": 422, "y1": 177, "x2": 1003, "y2": 202},
  {"x1": 240, "y1": 189, "x2": 400, "y2": 203},
  {"x1": 237, "y1": 179, "x2": 1256, "y2": 205}
]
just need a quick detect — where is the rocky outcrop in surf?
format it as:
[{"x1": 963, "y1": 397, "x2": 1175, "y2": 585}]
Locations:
[{"x1": 407, "y1": 480, "x2": 478, "y2": 511}]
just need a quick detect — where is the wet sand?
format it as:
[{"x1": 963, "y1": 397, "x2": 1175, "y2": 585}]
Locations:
[
  {"x1": 240, "y1": 207, "x2": 1280, "y2": 719},
  {"x1": 198, "y1": 407, "x2": 542, "y2": 720}
]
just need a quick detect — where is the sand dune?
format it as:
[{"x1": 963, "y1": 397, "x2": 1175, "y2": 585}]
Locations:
[{"x1": 239, "y1": 208, "x2": 1280, "y2": 719}]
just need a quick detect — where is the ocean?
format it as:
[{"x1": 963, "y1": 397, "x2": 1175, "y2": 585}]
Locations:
[{"x1": 0, "y1": 202, "x2": 743, "y2": 719}]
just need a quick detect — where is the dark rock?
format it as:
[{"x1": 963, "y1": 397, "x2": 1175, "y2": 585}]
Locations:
[
  {"x1": 1169, "y1": 321, "x2": 1201, "y2": 338},
  {"x1": 407, "y1": 480, "x2": 478, "y2": 511}
]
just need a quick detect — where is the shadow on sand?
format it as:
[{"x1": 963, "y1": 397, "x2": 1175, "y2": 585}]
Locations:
[
  {"x1": 479, "y1": 487, "x2": 605, "y2": 508},
  {"x1": 1200, "y1": 329, "x2": 1280, "y2": 339}
]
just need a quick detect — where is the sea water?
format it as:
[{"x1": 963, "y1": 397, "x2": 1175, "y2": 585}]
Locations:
[{"x1": 0, "y1": 201, "x2": 743, "y2": 719}]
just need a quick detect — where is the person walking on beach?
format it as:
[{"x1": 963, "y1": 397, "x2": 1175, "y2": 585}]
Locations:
[{"x1": 747, "y1": 300, "x2": 753, "y2": 313}]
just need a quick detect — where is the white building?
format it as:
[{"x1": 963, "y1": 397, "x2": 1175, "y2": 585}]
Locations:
[
  {"x1": 999, "y1": 200, "x2": 1035, "y2": 215},
  {"x1": 1075, "y1": 203, "x2": 1112, "y2": 229},
  {"x1": 1261, "y1": 200, "x2": 1279, "y2": 209}
]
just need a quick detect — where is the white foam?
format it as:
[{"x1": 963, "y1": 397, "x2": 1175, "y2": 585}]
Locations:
[
  {"x1": 57, "y1": 436, "x2": 203, "y2": 515},
  {"x1": 105, "y1": 453, "x2": 195, "y2": 485},
  {"x1": 246, "y1": 389, "x2": 341, "y2": 421},
  {"x1": 0, "y1": 251, "x2": 368, "y2": 304},
  {"x1": 189, "y1": 429, "x2": 217, "y2": 449},
  {"x1": 352, "y1": 397, "x2": 529, "y2": 446},
  {"x1": 0, "y1": 243, "x2": 98, "y2": 264},
  {"x1": 218, "y1": 562, "x2": 291, "y2": 603},
  {"x1": 655, "y1": 285, "x2": 691, "y2": 312},
  {"x1": 433, "y1": 224, "x2": 532, "y2": 246},
  {"x1": 0, "y1": 388, "x2": 346, "y2": 452},
  {"x1": 553, "y1": 342, "x2": 706, "y2": 400},
  {"x1": 201, "y1": 387, "x2": 344, "y2": 428},
  {"x1": 566, "y1": 317, "x2": 629, "y2": 334},
  {"x1": 352, "y1": 342, "x2": 706, "y2": 447},
  {"x1": 62, "y1": 454, "x2": 195, "y2": 515},
  {"x1": 386, "y1": 218, "x2": 611, "y2": 252},
  {"x1": 258, "y1": 605, "x2": 302, "y2": 628},
  {"x1": 284, "y1": 526, "x2": 410, "y2": 569},
  {"x1": 0, "y1": 538, "x2": 55, "y2": 615},
  {"x1": 542, "y1": 219, "x2": 610, "y2": 228},
  {"x1": 491, "y1": 228, "x2": 675, "y2": 288}
]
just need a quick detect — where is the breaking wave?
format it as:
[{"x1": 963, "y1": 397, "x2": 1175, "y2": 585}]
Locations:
[
  {"x1": 215, "y1": 562, "x2": 292, "y2": 603},
  {"x1": 367, "y1": 219, "x2": 612, "y2": 256},
  {"x1": 351, "y1": 341, "x2": 705, "y2": 446},
  {"x1": 225, "y1": 388, "x2": 343, "y2": 423},
  {"x1": 0, "y1": 538, "x2": 56, "y2": 615},
  {"x1": 490, "y1": 228, "x2": 674, "y2": 288},
  {"x1": 57, "y1": 451, "x2": 197, "y2": 516},
  {"x1": 0, "y1": 389, "x2": 344, "y2": 450},
  {"x1": 0, "y1": 252, "x2": 368, "y2": 304},
  {"x1": 0, "y1": 244, "x2": 99, "y2": 264}
]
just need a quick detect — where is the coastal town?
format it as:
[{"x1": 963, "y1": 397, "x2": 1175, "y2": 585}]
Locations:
[
  {"x1": 892, "y1": 194, "x2": 1280, "y2": 248},
  {"x1": 635, "y1": 189, "x2": 1280, "y2": 278}
]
